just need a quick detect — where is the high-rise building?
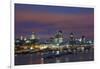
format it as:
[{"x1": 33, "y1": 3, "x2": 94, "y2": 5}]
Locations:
[
  {"x1": 82, "y1": 35, "x2": 85, "y2": 41},
  {"x1": 81, "y1": 35, "x2": 86, "y2": 44},
  {"x1": 70, "y1": 32, "x2": 74, "y2": 40},
  {"x1": 20, "y1": 35, "x2": 23, "y2": 40},
  {"x1": 69, "y1": 32, "x2": 75, "y2": 45},
  {"x1": 54, "y1": 30, "x2": 63, "y2": 45}
]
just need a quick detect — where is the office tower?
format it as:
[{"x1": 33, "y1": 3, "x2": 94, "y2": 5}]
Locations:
[
  {"x1": 54, "y1": 30, "x2": 63, "y2": 45},
  {"x1": 69, "y1": 32, "x2": 75, "y2": 45}
]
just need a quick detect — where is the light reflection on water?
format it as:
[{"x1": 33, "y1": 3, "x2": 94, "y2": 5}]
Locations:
[{"x1": 15, "y1": 51, "x2": 94, "y2": 65}]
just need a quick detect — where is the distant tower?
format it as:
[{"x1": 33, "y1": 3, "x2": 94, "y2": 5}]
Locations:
[
  {"x1": 54, "y1": 30, "x2": 63, "y2": 45},
  {"x1": 20, "y1": 35, "x2": 23, "y2": 40},
  {"x1": 69, "y1": 32, "x2": 75, "y2": 45},
  {"x1": 70, "y1": 32, "x2": 74, "y2": 41},
  {"x1": 24, "y1": 37, "x2": 27, "y2": 41},
  {"x1": 30, "y1": 32, "x2": 36, "y2": 40},
  {"x1": 81, "y1": 35, "x2": 86, "y2": 44},
  {"x1": 82, "y1": 35, "x2": 85, "y2": 41}
]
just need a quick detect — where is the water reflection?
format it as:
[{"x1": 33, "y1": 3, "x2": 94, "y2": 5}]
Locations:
[{"x1": 15, "y1": 50, "x2": 94, "y2": 65}]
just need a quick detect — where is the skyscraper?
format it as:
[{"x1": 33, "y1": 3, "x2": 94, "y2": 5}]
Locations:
[
  {"x1": 20, "y1": 35, "x2": 23, "y2": 40},
  {"x1": 81, "y1": 35, "x2": 86, "y2": 44},
  {"x1": 70, "y1": 32, "x2": 74, "y2": 40},
  {"x1": 69, "y1": 32, "x2": 75, "y2": 45},
  {"x1": 54, "y1": 30, "x2": 63, "y2": 45}
]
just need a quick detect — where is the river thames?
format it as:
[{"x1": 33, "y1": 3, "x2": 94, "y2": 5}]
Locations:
[{"x1": 15, "y1": 49, "x2": 94, "y2": 65}]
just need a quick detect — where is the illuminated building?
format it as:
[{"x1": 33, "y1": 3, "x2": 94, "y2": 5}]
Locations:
[
  {"x1": 20, "y1": 35, "x2": 23, "y2": 40},
  {"x1": 54, "y1": 30, "x2": 63, "y2": 45},
  {"x1": 70, "y1": 32, "x2": 74, "y2": 40},
  {"x1": 24, "y1": 37, "x2": 27, "y2": 41},
  {"x1": 69, "y1": 32, "x2": 75, "y2": 45},
  {"x1": 81, "y1": 35, "x2": 86, "y2": 44},
  {"x1": 30, "y1": 32, "x2": 36, "y2": 40}
]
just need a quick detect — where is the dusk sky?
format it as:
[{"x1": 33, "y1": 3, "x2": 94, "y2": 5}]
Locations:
[{"x1": 15, "y1": 4, "x2": 94, "y2": 40}]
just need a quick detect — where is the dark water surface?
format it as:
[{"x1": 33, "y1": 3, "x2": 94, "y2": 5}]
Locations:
[{"x1": 15, "y1": 50, "x2": 94, "y2": 65}]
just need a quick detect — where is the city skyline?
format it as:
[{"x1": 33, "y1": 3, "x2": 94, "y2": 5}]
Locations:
[{"x1": 15, "y1": 4, "x2": 94, "y2": 40}]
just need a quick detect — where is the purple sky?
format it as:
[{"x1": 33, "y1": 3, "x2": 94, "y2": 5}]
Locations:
[{"x1": 15, "y1": 4, "x2": 94, "y2": 40}]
